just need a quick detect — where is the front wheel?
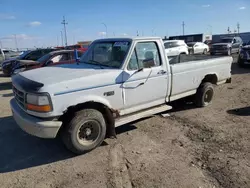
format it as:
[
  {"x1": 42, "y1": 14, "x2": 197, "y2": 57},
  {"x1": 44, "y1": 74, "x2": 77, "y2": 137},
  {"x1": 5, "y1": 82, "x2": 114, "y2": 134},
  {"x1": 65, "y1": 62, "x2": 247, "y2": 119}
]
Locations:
[
  {"x1": 194, "y1": 82, "x2": 214, "y2": 107},
  {"x1": 203, "y1": 49, "x2": 208, "y2": 54},
  {"x1": 61, "y1": 109, "x2": 106, "y2": 154}
]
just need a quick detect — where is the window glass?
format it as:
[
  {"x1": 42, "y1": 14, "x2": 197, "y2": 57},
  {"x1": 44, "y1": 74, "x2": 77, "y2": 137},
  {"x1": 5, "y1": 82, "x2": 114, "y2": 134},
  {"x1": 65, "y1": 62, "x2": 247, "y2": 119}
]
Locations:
[
  {"x1": 23, "y1": 50, "x2": 42, "y2": 60},
  {"x1": 127, "y1": 50, "x2": 139, "y2": 70},
  {"x1": 127, "y1": 42, "x2": 161, "y2": 70},
  {"x1": 80, "y1": 41, "x2": 130, "y2": 68},
  {"x1": 164, "y1": 41, "x2": 179, "y2": 49},
  {"x1": 50, "y1": 53, "x2": 69, "y2": 63}
]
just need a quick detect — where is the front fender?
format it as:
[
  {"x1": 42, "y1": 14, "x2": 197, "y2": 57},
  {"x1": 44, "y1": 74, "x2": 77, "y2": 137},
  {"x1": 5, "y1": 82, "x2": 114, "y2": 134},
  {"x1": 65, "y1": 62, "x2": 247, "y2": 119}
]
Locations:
[{"x1": 61, "y1": 95, "x2": 112, "y2": 112}]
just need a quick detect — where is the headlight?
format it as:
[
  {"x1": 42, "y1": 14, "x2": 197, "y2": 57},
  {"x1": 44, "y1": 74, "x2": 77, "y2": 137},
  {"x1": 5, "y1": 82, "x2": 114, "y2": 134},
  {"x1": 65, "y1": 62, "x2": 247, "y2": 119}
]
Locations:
[{"x1": 26, "y1": 94, "x2": 52, "y2": 112}]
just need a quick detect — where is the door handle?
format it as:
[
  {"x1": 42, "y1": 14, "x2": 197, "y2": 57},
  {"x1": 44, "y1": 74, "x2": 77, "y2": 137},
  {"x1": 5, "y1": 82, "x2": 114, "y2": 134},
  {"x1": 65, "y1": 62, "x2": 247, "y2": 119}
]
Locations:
[{"x1": 157, "y1": 70, "x2": 167, "y2": 75}]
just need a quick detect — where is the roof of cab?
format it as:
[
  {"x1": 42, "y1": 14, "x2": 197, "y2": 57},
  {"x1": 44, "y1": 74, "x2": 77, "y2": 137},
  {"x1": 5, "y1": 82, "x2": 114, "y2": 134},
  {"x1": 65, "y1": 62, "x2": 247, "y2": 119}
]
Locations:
[{"x1": 94, "y1": 37, "x2": 162, "y2": 42}]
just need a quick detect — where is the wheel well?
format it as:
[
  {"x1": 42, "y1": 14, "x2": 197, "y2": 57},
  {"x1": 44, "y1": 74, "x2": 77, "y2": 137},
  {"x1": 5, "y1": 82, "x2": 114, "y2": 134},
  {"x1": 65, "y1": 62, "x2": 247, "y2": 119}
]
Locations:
[
  {"x1": 201, "y1": 74, "x2": 218, "y2": 85},
  {"x1": 59, "y1": 102, "x2": 116, "y2": 138}
]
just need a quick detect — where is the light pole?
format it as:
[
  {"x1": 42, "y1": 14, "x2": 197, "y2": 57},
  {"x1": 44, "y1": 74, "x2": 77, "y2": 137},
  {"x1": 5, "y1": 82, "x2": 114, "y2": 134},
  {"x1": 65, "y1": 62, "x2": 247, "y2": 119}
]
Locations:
[
  {"x1": 101, "y1": 23, "x2": 108, "y2": 38},
  {"x1": 60, "y1": 31, "x2": 64, "y2": 46},
  {"x1": 208, "y1": 25, "x2": 212, "y2": 35},
  {"x1": 0, "y1": 39, "x2": 2, "y2": 48},
  {"x1": 13, "y1": 34, "x2": 18, "y2": 51}
]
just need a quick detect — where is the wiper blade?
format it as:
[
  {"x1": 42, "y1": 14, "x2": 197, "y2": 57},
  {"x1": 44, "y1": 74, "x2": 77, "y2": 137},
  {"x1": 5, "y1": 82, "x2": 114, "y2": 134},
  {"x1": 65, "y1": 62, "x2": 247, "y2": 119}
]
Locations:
[{"x1": 82, "y1": 60, "x2": 104, "y2": 69}]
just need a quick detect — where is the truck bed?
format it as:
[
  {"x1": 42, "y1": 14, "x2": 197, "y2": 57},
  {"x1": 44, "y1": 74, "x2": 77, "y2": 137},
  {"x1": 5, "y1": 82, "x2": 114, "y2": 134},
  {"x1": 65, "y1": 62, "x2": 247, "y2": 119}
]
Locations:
[
  {"x1": 169, "y1": 54, "x2": 233, "y2": 102},
  {"x1": 169, "y1": 54, "x2": 228, "y2": 64}
]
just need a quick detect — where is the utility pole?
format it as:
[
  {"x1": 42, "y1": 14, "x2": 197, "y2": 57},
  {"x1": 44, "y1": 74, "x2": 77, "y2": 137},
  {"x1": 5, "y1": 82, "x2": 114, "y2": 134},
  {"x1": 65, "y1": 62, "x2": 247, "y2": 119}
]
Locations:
[
  {"x1": 137, "y1": 30, "x2": 139, "y2": 36},
  {"x1": 61, "y1": 16, "x2": 68, "y2": 46},
  {"x1": 0, "y1": 39, "x2": 2, "y2": 48},
  {"x1": 237, "y1": 22, "x2": 240, "y2": 34},
  {"x1": 60, "y1": 31, "x2": 64, "y2": 46},
  {"x1": 182, "y1": 21, "x2": 185, "y2": 36}
]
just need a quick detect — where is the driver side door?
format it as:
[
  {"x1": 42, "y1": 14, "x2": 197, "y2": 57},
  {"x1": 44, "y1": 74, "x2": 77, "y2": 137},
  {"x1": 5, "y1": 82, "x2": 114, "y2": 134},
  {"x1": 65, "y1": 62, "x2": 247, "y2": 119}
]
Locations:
[{"x1": 121, "y1": 41, "x2": 169, "y2": 114}]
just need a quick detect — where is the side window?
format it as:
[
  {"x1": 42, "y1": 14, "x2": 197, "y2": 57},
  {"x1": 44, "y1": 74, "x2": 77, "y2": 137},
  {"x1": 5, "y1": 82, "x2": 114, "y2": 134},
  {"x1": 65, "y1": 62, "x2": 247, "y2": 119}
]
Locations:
[
  {"x1": 51, "y1": 53, "x2": 69, "y2": 63},
  {"x1": 127, "y1": 50, "x2": 139, "y2": 70},
  {"x1": 164, "y1": 42, "x2": 179, "y2": 49},
  {"x1": 127, "y1": 42, "x2": 161, "y2": 70},
  {"x1": 25, "y1": 50, "x2": 42, "y2": 60}
]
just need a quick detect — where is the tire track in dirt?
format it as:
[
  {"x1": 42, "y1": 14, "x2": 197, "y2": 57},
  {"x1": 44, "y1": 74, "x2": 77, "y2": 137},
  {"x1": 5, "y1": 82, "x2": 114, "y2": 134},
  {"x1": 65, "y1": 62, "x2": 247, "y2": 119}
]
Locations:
[{"x1": 107, "y1": 142, "x2": 133, "y2": 188}]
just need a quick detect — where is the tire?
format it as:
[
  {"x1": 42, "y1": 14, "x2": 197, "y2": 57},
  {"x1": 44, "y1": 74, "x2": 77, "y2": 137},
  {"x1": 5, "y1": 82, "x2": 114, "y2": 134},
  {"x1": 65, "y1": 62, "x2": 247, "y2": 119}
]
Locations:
[
  {"x1": 61, "y1": 109, "x2": 106, "y2": 154},
  {"x1": 237, "y1": 55, "x2": 245, "y2": 68},
  {"x1": 210, "y1": 52, "x2": 215, "y2": 56},
  {"x1": 194, "y1": 82, "x2": 214, "y2": 107},
  {"x1": 227, "y1": 48, "x2": 232, "y2": 56},
  {"x1": 203, "y1": 49, "x2": 208, "y2": 55}
]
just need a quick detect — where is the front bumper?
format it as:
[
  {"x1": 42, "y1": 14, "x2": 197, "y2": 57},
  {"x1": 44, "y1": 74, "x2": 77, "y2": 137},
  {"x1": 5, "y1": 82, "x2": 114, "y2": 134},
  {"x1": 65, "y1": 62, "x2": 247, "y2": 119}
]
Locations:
[
  {"x1": 210, "y1": 49, "x2": 228, "y2": 54},
  {"x1": 10, "y1": 99, "x2": 62, "y2": 138}
]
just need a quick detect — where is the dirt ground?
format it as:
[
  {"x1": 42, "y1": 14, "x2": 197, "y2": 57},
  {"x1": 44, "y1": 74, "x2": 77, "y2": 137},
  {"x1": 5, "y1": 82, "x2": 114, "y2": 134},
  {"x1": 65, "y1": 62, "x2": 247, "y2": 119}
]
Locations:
[{"x1": 0, "y1": 56, "x2": 249, "y2": 188}]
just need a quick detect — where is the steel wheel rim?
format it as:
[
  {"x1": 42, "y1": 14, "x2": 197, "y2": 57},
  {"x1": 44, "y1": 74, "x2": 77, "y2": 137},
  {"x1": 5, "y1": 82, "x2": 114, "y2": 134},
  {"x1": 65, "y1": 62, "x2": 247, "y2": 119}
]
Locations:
[
  {"x1": 77, "y1": 120, "x2": 101, "y2": 146},
  {"x1": 204, "y1": 89, "x2": 213, "y2": 104}
]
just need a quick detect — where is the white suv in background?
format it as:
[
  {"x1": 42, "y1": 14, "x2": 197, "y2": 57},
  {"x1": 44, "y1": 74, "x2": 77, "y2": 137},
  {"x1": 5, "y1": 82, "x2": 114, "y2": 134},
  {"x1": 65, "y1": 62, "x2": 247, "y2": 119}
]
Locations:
[
  {"x1": 164, "y1": 40, "x2": 189, "y2": 56},
  {"x1": 187, "y1": 42, "x2": 209, "y2": 54}
]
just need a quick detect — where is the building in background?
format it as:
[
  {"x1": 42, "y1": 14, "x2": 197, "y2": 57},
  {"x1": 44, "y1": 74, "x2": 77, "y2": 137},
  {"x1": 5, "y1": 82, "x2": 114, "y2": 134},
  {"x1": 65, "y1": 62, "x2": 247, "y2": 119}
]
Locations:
[{"x1": 168, "y1": 34, "x2": 212, "y2": 43}]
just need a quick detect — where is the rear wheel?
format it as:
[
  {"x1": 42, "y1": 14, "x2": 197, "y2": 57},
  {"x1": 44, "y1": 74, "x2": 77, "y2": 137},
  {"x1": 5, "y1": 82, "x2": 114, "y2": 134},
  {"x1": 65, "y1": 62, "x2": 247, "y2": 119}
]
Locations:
[
  {"x1": 203, "y1": 49, "x2": 208, "y2": 54},
  {"x1": 194, "y1": 82, "x2": 214, "y2": 107},
  {"x1": 61, "y1": 109, "x2": 106, "y2": 154}
]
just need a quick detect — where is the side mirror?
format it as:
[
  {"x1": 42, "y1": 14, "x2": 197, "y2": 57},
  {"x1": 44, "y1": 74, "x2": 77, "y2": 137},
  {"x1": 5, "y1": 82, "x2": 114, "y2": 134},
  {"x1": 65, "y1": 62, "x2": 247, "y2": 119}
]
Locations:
[{"x1": 142, "y1": 58, "x2": 155, "y2": 68}]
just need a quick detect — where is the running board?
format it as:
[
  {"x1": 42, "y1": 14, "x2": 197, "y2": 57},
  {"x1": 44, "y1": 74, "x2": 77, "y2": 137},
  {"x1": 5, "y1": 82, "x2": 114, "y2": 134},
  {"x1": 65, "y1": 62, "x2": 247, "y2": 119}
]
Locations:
[{"x1": 115, "y1": 105, "x2": 172, "y2": 127}]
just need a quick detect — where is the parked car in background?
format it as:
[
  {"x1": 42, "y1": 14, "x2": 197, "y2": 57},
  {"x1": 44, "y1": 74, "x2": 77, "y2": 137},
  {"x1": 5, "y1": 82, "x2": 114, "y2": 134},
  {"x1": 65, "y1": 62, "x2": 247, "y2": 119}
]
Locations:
[
  {"x1": 210, "y1": 36, "x2": 243, "y2": 56},
  {"x1": 10, "y1": 37, "x2": 232, "y2": 154},
  {"x1": 164, "y1": 40, "x2": 189, "y2": 56},
  {"x1": 238, "y1": 41, "x2": 250, "y2": 67},
  {"x1": 66, "y1": 44, "x2": 89, "y2": 53},
  {"x1": 12, "y1": 50, "x2": 83, "y2": 75},
  {"x1": 0, "y1": 49, "x2": 20, "y2": 68},
  {"x1": 187, "y1": 42, "x2": 209, "y2": 54},
  {"x1": 2, "y1": 48, "x2": 58, "y2": 76},
  {"x1": 204, "y1": 40, "x2": 213, "y2": 50}
]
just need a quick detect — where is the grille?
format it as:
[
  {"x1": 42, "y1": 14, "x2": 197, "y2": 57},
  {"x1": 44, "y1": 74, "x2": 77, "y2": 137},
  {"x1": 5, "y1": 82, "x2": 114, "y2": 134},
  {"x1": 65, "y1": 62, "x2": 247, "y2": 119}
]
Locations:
[
  {"x1": 13, "y1": 86, "x2": 25, "y2": 108},
  {"x1": 213, "y1": 45, "x2": 227, "y2": 50}
]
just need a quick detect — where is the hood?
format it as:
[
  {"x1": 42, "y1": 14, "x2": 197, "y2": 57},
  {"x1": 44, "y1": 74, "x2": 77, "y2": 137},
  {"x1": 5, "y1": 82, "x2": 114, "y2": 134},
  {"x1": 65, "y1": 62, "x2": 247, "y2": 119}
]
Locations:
[
  {"x1": 18, "y1": 63, "x2": 123, "y2": 94},
  {"x1": 212, "y1": 43, "x2": 230, "y2": 46}
]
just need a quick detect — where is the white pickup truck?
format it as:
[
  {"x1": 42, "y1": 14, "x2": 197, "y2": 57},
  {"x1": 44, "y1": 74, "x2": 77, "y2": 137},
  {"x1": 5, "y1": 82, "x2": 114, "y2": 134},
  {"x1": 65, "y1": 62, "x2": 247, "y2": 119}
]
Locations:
[{"x1": 10, "y1": 37, "x2": 232, "y2": 154}]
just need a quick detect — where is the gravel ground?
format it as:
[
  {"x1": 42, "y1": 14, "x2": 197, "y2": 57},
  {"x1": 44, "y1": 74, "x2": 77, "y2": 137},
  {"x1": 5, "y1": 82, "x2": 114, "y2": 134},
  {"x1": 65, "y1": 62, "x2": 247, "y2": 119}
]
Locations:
[{"x1": 0, "y1": 56, "x2": 249, "y2": 188}]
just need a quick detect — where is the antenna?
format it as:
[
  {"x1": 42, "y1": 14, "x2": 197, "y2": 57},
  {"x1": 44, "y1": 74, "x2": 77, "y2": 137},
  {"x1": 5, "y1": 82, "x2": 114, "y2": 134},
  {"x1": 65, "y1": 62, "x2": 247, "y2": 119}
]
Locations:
[{"x1": 61, "y1": 16, "x2": 68, "y2": 46}]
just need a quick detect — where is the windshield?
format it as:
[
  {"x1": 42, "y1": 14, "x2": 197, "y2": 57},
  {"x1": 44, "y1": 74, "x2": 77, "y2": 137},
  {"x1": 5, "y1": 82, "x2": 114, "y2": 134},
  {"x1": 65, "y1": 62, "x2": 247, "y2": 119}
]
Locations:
[
  {"x1": 37, "y1": 53, "x2": 52, "y2": 63},
  {"x1": 19, "y1": 50, "x2": 31, "y2": 59},
  {"x1": 80, "y1": 41, "x2": 131, "y2": 68},
  {"x1": 220, "y1": 38, "x2": 233, "y2": 43}
]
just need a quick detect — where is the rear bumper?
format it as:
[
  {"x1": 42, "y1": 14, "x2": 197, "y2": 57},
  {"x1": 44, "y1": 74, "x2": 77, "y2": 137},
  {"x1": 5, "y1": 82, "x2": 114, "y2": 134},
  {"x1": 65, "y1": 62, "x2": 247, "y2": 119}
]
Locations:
[{"x1": 10, "y1": 99, "x2": 62, "y2": 138}]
